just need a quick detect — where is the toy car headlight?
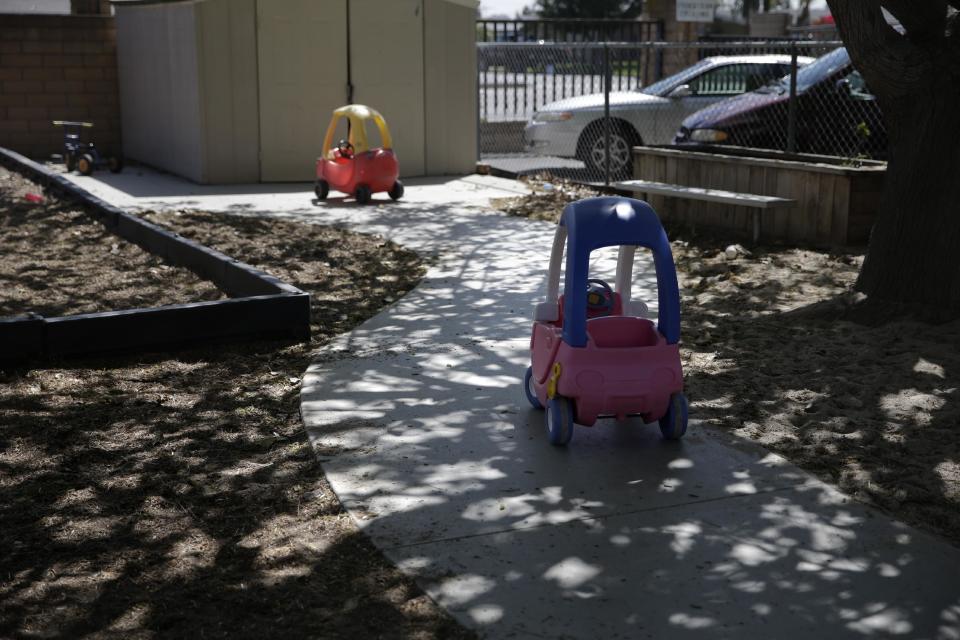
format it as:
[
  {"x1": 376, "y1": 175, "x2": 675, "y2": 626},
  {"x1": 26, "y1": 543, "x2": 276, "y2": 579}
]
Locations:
[
  {"x1": 534, "y1": 111, "x2": 574, "y2": 123},
  {"x1": 689, "y1": 129, "x2": 729, "y2": 143}
]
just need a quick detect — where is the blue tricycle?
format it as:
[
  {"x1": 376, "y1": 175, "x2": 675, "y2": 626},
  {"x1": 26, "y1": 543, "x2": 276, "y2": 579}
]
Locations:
[{"x1": 53, "y1": 120, "x2": 123, "y2": 176}]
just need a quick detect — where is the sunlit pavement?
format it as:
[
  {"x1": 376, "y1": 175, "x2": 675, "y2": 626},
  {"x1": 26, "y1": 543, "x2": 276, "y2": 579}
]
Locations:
[{"x1": 68, "y1": 167, "x2": 960, "y2": 639}]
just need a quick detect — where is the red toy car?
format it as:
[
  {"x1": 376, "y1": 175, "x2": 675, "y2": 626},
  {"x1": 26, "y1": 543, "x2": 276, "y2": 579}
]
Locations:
[{"x1": 315, "y1": 104, "x2": 403, "y2": 204}]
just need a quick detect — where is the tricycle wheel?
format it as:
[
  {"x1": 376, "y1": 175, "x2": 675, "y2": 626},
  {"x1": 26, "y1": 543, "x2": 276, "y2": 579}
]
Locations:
[
  {"x1": 355, "y1": 184, "x2": 372, "y2": 204},
  {"x1": 108, "y1": 156, "x2": 123, "y2": 173},
  {"x1": 388, "y1": 180, "x2": 404, "y2": 201},
  {"x1": 314, "y1": 179, "x2": 329, "y2": 200},
  {"x1": 523, "y1": 366, "x2": 542, "y2": 410},
  {"x1": 659, "y1": 392, "x2": 689, "y2": 440},
  {"x1": 77, "y1": 154, "x2": 94, "y2": 176},
  {"x1": 65, "y1": 152, "x2": 76, "y2": 172},
  {"x1": 546, "y1": 396, "x2": 575, "y2": 446}
]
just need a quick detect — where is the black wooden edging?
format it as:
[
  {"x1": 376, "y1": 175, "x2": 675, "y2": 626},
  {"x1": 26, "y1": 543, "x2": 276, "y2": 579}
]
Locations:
[{"x1": 0, "y1": 147, "x2": 311, "y2": 364}]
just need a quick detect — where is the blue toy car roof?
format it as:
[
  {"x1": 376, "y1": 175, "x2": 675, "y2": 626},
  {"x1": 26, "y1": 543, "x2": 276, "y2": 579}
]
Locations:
[{"x1": 559, "y1": 197, "x2": 681, "y2": 348}]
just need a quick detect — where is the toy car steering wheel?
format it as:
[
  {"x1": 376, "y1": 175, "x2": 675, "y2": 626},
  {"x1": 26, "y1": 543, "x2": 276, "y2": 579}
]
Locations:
[
  {"x1": 336, "y1": 139, "x2": 354, "y2": 159},
  {"x1": 586, "y1": 278, "x2": 615, "y2": 315}
]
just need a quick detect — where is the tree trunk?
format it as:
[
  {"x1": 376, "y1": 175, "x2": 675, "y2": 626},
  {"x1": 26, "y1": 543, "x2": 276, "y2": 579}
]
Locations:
[
  {"x1": 797, "y1": 0, "x2": 812, "y2": 26},
  {"x1": 855, "y1": 74, "x2": 960, "y2": 316},
  {"x1": 827, "y1": 0, "x2": 960, "y2": 318}
]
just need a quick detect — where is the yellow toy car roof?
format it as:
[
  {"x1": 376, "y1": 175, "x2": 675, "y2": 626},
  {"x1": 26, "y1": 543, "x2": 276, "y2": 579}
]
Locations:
[{"x1": 323, "y1": 104, "x2": 393, "y2": 157}]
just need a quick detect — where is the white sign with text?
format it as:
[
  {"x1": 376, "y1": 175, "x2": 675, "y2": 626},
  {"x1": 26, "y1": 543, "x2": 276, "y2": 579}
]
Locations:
[{"x1": 677, "y1": 0, "x2": 716, "y2": 22}]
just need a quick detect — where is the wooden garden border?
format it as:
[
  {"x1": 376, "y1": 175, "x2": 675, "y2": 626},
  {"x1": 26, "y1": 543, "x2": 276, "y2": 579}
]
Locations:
[{"x1": 0, "y1": 147, "x2": 310, "y2": 364}]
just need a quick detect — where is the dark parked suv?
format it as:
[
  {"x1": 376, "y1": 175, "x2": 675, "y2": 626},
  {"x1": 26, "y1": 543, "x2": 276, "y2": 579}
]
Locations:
[{"x1": 674, "y1": 47, "x2": 886, "y2": 159}]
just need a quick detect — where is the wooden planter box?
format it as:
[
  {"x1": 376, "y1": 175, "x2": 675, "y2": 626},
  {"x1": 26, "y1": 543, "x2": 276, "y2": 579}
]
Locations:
[{"x1": 631, "y1": 145, "x2": 886, "y2": 246}]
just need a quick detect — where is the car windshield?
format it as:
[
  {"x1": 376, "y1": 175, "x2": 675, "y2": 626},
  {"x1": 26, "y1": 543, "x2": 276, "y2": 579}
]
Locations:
[
  {"x1": 639, "y1": 59, "x2": 716, "y2": 97},
  {"x1": 786, "y1": 46, "x2": 850, "y2": 92}
]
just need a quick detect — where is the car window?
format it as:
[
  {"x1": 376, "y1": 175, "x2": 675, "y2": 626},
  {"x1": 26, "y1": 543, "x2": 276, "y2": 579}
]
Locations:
[
  {"x1": 844, "y1": 69, "x2": 876, "y2": 100},
  {"x1": 794, "y1": 46, "x2": 850, "y2": 91},
  {"x1": 688, "y1": 63, "x2": 783, "y2": 96},
  {"x1": 753, "y1": 63, "x2": 795, "y2": 90},
  {"x1": 640, "y1": 58, "x2": 715, "y2": 97}
]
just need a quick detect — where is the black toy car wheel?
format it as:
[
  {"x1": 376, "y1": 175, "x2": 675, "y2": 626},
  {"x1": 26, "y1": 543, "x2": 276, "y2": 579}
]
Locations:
[
  {"x1": 355, "y1": 184, "x2": 372, "y2": 204},
  {"x1": 65, "y1": 152, "x2": 76, "y2": 172},
  {"x1": 314, "y1": 179, "x2": 329, "y2": 200},
  {"x1": 388, "y1": 180, "x2": 404, "y2": 201},
  {"x1": 77, "y1": 154, "x2": 94, "y2": 176},
  {"x1": 108, "y1": 156, "x2": 123, "y2": 173}
]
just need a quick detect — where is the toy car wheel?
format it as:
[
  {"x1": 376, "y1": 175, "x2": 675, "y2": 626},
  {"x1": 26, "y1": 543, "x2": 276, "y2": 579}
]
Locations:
[
  {"x1": 314, "y1": 179, "x2": 329, "y2": 200},
  {"x1": 388, "y1": 180, "x2": 404, "y2": 201},
  {"x1": 355, "y1": 184, "x2": 372, "y2": 204},
  {"x1": 659, "y1": 392, "x2": 689, "y2": 440},
  {"x1": 523, "y1": 366, "x2": 543, "y2": 410},
  {"x1": 108, "y1": 156, "x2": 123, "y2": 173},
  {"x1": 64, "y1": 152, "x2": 76, "y2": 172},
  {"x1": 77, "y1": 154, "x2": 94, "y2": 176},
  {"x1": 546, "y1": 396, "x2": 575, "y2": 446}
]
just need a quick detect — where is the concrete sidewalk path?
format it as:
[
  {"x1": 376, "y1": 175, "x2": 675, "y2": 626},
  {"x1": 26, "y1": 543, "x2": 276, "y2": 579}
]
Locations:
[{"x1": 67, "y1": 168, "x2": 960, "y2": 639}]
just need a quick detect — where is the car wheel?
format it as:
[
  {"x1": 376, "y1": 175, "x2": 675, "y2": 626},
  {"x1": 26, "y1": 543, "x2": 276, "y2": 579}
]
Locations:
[
  {"x1": 314, "y1": 179, "x2": 329, "y2": 200},
  {"x1": 579, "y1": 122, "x2": 637, "y2": 178},
  {"x1": 65, "y1": 152, "x2": 76, "y2": 172},
  {"x1": 108, "y1": 156, "x2": 123, "y2": 173}
]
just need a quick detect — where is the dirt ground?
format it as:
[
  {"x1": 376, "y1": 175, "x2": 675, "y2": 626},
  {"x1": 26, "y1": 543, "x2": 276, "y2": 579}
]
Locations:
[
  {"x1": 0, "y1": 167, "x2": 223, "y2": 318},
  {"x1": 0, "y1": 169, "x2": 472, "y2": 639},
  {"x1": 496, "y1": 177, "x2": 960, "y2": 547}
]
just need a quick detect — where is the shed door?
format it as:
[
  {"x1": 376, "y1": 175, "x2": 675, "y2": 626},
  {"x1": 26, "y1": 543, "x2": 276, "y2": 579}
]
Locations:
[
  {"x1": 257, "y1": 0, "x2": 348, "y2": 181},
  {"x1": 350, "y1": 0, "x2": 425, "y2": 177}
]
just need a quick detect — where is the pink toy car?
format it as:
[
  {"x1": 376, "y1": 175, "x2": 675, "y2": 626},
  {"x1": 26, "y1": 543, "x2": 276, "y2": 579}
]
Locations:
[{"x1": 523, "y1": 196, "x2": 688, "y2": 446}]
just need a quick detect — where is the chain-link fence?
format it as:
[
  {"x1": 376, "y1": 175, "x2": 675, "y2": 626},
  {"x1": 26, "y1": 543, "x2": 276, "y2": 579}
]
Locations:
[{"x1": 479, "y1": 40, "x2": 886, "y2": 185}]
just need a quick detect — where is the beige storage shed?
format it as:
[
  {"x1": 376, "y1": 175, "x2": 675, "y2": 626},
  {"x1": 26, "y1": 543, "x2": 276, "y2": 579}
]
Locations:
[{"x1": 112, "y1": 0, "x2": 478, "y2": 183}]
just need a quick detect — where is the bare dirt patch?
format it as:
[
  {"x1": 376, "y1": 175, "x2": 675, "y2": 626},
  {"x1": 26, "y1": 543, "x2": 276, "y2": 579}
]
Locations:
[
  {"x1": 0, "y1": 192, "x2": 473, "y2": 638},
  {"x1": 678, "y1": 244, "x2": 960, "y2": 546},
  {"x1": 0, "y1": 167, "x2": 223, "y2": 318},
  {"x1": 493, "y1": 178, "x2": 960, "y2": 547}
]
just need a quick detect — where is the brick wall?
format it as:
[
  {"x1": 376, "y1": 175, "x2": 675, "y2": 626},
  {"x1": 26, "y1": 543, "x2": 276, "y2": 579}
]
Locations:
[{"x1": 0, "y1": 14, "x2": 120, "y2": 161}]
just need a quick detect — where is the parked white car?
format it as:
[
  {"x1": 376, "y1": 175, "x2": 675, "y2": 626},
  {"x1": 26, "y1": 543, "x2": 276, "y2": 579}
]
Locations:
[{"x1": 523, "y1": 55, "x2": 813, "y2": 176}]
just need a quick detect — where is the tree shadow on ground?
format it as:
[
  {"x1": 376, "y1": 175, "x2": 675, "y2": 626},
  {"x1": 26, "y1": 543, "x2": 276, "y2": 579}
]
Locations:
[
  {"x1": 0, "y1": 348, "x2": 472, "y2": 639},
  {"x1": 4, "y1": 179, "x2": 958, "y2": 638},
  {"x1": 294, "y1": 200, "x2": 960, "y2": 637},
  {"x1": 0, "y1": 206, "x2": 474, "y2": 638},
  {"x1": 676, "y1": 242, "x2": 960, "y2": 546},
  {"x1": 298, "y1": 270, "x2": 960, "y2": 638}
]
